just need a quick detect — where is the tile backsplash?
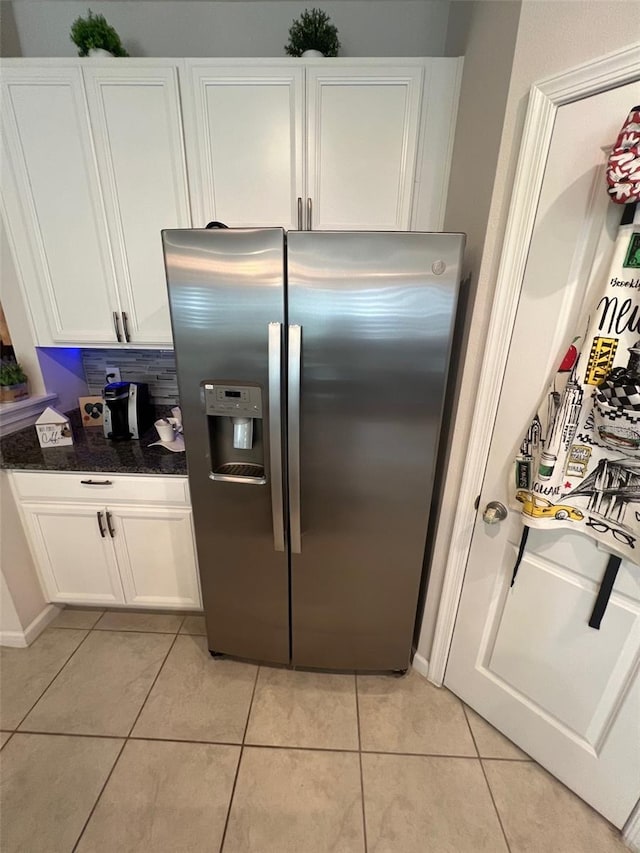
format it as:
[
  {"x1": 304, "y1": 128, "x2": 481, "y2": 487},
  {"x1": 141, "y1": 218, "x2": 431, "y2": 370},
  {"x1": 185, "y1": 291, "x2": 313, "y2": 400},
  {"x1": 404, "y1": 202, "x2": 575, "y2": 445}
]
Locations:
[{"x1": 82, "y1": 350, "x2": 179, "y2": 406}]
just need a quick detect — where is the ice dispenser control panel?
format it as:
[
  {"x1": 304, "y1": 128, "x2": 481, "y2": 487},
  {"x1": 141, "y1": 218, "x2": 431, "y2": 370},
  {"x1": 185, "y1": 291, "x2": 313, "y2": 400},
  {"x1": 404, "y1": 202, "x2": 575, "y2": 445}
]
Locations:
[{"x1": 204, "y1": 384, "x2": 263, "y2": 418}]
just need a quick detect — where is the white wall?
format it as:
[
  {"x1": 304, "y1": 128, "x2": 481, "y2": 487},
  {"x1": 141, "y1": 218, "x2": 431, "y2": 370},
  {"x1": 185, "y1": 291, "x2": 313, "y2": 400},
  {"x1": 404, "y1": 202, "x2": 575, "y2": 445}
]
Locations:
[
  {"x1": 10, "y1": 1, "x2": 451, "y2": 58},
  {"x1": 0, "y1": 471, "x2": 48, "y2": 634},
  {"x1": 1, "y1": 572, "x2": 23, "y2": 636},
  {"x1": 1, "y1": 222, "x2": 46, "y2": 397},
  {"x1": 417, "y1": 0, "x2": 640, "y2": 663}
]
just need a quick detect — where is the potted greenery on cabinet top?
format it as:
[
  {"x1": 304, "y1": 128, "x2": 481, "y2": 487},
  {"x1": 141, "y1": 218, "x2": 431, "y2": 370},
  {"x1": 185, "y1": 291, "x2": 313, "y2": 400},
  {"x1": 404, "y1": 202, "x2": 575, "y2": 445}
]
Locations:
[
  {"x1": 0, "y1": 360, "x2": 29, "y2": 402},
  {"x1": 285, "y1": 8, "x2": 340, "y2": 57},
  {"x1": 70, "y1": 9, "x2": 129, "y2": 57}
]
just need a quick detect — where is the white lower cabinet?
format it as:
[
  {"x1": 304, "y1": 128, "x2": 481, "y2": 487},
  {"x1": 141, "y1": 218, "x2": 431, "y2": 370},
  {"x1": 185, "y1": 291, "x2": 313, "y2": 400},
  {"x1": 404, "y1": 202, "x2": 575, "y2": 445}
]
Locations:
[
  {"x1": 12, "y1": 472, "x2": 201, "y2": 610},
  {"x1": 21, "y1": 503, "x2": 125, "y2": 606},
  {"x1": 110, "y1": 507, "x2": 200, "y2": 608}
]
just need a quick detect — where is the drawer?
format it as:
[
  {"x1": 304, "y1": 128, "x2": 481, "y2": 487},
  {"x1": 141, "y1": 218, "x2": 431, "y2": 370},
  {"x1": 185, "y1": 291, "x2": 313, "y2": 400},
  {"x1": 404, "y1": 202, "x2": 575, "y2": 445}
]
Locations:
[{"x1": 10, "y1": 471, "x2": 189, "y2": 506}]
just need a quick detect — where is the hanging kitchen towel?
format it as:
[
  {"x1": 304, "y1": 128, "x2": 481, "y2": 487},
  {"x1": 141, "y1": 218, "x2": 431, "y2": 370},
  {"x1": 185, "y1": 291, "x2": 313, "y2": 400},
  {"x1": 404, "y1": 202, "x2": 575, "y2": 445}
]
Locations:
[
  {"x1": 607, "y1": 105, "x2": 640, "y2": 204},
  {"x1": 510, "y1": 109, "x2": 640, "y2": 627},
  {"x1": 513, "y1": 204, "x2": 640, "y2": 570}
]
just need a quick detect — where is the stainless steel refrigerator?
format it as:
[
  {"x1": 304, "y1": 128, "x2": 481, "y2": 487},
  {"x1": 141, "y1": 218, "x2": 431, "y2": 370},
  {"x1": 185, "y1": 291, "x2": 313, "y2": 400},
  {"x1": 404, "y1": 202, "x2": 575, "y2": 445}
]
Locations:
[{"x1": 163, "y1": 228, "x2": 464, "y2": 671}]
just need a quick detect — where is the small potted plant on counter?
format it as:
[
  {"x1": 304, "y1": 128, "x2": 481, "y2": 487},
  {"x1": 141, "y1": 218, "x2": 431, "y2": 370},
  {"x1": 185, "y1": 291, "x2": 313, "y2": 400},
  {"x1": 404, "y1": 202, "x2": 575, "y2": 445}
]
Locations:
[
  {"x1": 70, "y1": 9, "x2": 129, "y2": 57},
  {"x1": 285, "y1": 8, "x2": 340, "y2": 57},
  {"x1": 0, "y1": 359, "x2": 29, "y2": 402}
]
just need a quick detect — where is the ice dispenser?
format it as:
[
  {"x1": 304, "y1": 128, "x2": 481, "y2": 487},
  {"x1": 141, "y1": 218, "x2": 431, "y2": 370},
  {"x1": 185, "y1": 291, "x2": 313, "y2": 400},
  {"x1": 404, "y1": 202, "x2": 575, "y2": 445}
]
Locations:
[{"x1": 203, "y1": 383, "x2": 266, "y2": 483}]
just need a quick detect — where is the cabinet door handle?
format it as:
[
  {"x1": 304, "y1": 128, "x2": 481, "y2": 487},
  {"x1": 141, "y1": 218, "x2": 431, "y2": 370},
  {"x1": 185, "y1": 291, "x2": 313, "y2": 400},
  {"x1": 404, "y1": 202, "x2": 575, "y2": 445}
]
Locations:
[
  {"x1": 81, "y1": 479, "x2": 113, "y2": 486},
  {"x1": 306, "y1": 197, "x2": 312, "y2": 231},
  {"x1": 122, "y1": 312, "x2": 130, "y2": 343},
  {"x1": 105, "y1": 511, "x2": 115, "y2": 538},
  {"x1": 96, "y1": 511, "x2": 106, "y2": 538},
  {"x1": 297, "y1": 197, "x2": 302, "y2": 230},
  {"x1": 113, "y1": 312, "x2": 123, "y2": 342}
]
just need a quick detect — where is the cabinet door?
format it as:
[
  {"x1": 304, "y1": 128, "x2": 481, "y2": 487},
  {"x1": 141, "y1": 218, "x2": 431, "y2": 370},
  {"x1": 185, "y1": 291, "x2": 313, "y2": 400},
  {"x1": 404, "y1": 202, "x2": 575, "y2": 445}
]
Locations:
[
  {"x1": 109, "y1": 507, "x2": 201, "y2": 609},
  {"x1": 83, "y1": 64, "x2": 191, "y2": 346},
  {"x1": 306, "y1": 65, "x2": 423, "y2": 230},
  {"x1": 21, "y1": 503, "x2": 124, "y2": 605},
  {"x1": 0, "y1": 67, "x2": 120, "y2": 344},
  {"x1": 182, "y1": 62, "x2": 304, "y2": 229}
]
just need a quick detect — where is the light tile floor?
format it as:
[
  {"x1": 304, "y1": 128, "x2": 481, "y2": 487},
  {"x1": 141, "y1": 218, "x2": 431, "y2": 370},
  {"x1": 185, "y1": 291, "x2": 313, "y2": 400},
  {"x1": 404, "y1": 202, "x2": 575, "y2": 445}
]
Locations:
[{"x1": 0, "y1": 607, "x2": 628, "y2": 853}]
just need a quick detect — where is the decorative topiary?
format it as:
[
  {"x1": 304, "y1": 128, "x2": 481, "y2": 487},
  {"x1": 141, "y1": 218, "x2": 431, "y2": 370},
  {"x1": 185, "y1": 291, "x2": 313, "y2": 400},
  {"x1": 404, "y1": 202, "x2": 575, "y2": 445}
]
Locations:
[
  {"x1": 285, "y1": 8, "x2": 340, "y2": 57},
  {"x1": 70, "y1": 9, "x2": 129, "y2": 57}
]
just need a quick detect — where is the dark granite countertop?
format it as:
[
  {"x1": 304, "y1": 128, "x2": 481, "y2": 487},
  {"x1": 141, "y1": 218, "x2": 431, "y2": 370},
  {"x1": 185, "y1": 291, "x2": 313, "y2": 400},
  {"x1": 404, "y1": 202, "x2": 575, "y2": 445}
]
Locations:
[{"x1": 0, "y1": 409, "x2": 187, "y2": 476}]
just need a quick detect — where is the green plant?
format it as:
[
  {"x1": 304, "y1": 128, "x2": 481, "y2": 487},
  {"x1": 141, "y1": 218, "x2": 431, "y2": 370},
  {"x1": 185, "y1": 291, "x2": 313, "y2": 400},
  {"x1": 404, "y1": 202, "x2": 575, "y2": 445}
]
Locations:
[
  {"x1": 0, "y1": 359, "x2": 27, "y2": 387},
  {"x1": 285, "y1": 8, "x2": 340, "y2": 57},
  {"x1": 70, "y1": 9, "x2": 128, "y2": 57}
]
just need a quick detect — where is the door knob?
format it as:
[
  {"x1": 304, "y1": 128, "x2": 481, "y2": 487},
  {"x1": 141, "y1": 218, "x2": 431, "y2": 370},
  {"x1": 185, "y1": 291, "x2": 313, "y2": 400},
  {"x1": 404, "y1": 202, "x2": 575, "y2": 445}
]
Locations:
[{"x1": 483, "y1": 501, "x2": 508, "y2": 524}]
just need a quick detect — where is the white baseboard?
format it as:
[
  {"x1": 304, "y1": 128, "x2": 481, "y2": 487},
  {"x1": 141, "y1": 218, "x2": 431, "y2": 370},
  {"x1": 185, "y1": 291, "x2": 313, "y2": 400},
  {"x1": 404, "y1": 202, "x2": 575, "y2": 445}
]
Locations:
[
  {"x1": 0, "y1": 629, "x2": 29, "y2": 648},
  {"x1": 412, "y1": 651, "x2": 430, "y2": 679},
  {"x1": 0, "y1": 604, "x2": 60, "y2": 648},
  {"x1": 623, "y1": 799, "x2": 640, "y2": 851}
]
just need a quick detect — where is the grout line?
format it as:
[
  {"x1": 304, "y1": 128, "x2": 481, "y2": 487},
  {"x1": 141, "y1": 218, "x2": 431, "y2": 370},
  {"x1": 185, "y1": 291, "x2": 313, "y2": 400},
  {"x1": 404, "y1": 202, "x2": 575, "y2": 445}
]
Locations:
[
  {"x1": 71, "y1": 738, "x2": 128, "y2": 853},
  {"x1": 71, "y1": 630, "x2": 181, "y2": 852},
  {"x1": 15, "y1": 730, "x2": 128, "y2": 741},
  {"x1": 0, "y1": 732, "x2": 13, "y2": 750},
  {"x1": 218, "y1": 665, "x2": 260, "y2": 853},
  {"x1": 460, "y1": 700, "x2": 480, "y2": 759},
  {"x1": 14, "y1": 629, "x2": 93, "y2": 732},
  {"x1": 5, "y1": 727, "x2": 528, "y2": 760},
  {"x1": 462, "y1": 705, "x2": 512, "y2": 853},
  {"x1": 355, "y1": 673, "x2": 369, "y2": 853},
  {"x1": 125, "y1": 632, "x2": 181, "y2": 738},
  {"x1": 361, "y1": 748, "x2": 477, "y2": 759},
  {"x1": 50, "y1": 625, "x2": 182, "y2": 635}
]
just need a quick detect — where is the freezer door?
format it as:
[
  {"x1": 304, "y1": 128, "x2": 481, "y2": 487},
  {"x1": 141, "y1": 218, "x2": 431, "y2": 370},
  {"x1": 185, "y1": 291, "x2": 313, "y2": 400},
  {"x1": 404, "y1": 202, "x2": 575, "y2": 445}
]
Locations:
[
  {"x1": 163, "y1": 228, "x2": 289, "y2": 664},
  {"x1": 287, "y1": 231, "x2": 464, "y2": 670}
]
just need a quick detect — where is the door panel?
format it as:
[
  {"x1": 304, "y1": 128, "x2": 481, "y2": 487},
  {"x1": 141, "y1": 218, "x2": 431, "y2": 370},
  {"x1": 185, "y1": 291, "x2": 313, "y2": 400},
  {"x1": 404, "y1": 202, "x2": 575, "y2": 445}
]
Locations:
[
  {"x1": 287, "y1": 231, "x2": 463, "y2": 670},
  {"x1": 0, "y1": 68, "x2": 119, "y2": 344},
  {"x1": 445, "y1": 82, "x2": 640, "y2": 828},
  {"x1": 110, "y1": 507, "x2": 201, "y2": 609},
  {"x1": 306, "y1": 66, "x2": 423, "y2": 230},
  {"x1": 84, "y1": 65, "x2": 191, "y2": 345},
  {"x1": 21, "y1": 503, "x2": 123, "y2": 605},
  {"x1": 164, "y1": 228, "x2": 289, "y2": 663},
  {"x1": 182, "y1": 63, "x2": 304, "y2": 229}
]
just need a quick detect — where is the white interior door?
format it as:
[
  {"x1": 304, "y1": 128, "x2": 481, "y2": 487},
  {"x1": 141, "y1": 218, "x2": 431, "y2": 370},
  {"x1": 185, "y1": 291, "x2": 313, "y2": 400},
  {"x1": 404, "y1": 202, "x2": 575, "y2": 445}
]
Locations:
[
  {"x1": 446, "y1": 82, "x2": 640, "y2": 829},
  {"x1": 182, "y1": 62, "x2": 304, "y2": 229},
  {"x1": 306, "y1": 64, "x2": 423, "y2": 230}
]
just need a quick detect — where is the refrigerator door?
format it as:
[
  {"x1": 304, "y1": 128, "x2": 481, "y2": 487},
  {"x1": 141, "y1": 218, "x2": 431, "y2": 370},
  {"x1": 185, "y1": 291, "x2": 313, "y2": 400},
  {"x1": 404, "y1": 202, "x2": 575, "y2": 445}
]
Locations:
[
  {"x1": 163, "y1": 228, "x2": 289, "y2": 664},
  {"x1": 287, "y1": 231, "x2": 464, "y2": 670}
]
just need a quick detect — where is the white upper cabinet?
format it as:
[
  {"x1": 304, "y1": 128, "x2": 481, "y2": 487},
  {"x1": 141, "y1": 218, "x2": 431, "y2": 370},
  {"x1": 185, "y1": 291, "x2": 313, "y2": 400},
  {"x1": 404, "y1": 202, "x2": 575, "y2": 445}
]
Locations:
[
  {"x1": 0, "y1": 66, "x2": 120, "y2": 344},
  {"x1": 0, "y1": 58, "x2": 461, "y2": 348},
  {"x1": 182, "y1": 63, "x2": 304, "y2": 229},
  {"x1": 83, "y1": 64, "x2": 191, "y2": 345},
  {"x1": 305, "y1": 64, "x2": 423, "y2": 231}
]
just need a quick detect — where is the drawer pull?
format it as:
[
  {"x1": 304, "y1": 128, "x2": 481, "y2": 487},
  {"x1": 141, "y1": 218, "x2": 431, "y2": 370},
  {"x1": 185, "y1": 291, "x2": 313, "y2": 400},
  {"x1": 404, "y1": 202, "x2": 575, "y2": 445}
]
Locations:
[
  {"x1": 106, "y1": 511, "x2": 115, "y2": 538},
  {"x1": 81, "y1": 479, "x2": 113, "y2": 486},
  {"x1": 96, "y1": 511, "x2": 106, "y2": 538}
]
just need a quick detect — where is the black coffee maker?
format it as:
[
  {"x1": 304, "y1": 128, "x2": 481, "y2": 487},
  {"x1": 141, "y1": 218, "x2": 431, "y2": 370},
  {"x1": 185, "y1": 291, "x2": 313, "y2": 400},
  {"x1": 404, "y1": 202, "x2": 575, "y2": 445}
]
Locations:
[{"x1": 103, "y1": 382, "x2": 151, "y2": 441}]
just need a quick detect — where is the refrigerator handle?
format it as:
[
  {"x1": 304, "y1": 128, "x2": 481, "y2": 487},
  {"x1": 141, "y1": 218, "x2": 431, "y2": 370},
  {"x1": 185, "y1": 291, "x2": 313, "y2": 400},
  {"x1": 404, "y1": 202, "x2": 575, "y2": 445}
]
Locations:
[
  {"x1": 268, "y1": 323, "x2": 286, "y2": 552},
  {"x1": 297, "y1": 197, "x2": 302, "y2": 231},
  {"x1": 288, "y1": 324, "x2": 302, "y2": 554},
  {"x1": 306, "y1": 197, "x2": 312, "y2": 231}
]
